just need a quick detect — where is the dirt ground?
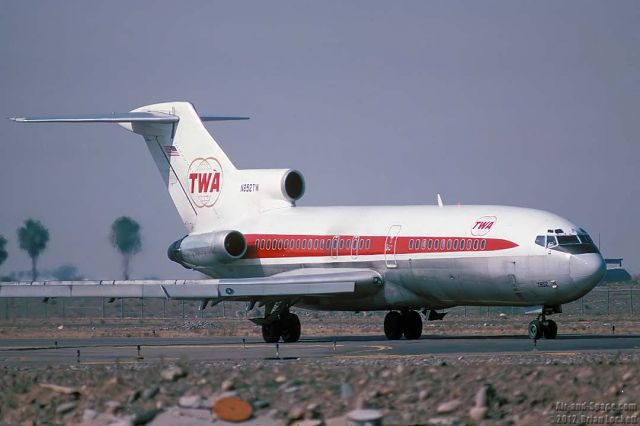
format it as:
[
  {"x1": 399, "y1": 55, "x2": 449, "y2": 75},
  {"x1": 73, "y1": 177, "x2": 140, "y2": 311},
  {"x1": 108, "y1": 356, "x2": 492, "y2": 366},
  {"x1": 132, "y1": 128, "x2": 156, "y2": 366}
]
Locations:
[{"x1": 0, "y1": 311, "x2": 637, "y2": 340}]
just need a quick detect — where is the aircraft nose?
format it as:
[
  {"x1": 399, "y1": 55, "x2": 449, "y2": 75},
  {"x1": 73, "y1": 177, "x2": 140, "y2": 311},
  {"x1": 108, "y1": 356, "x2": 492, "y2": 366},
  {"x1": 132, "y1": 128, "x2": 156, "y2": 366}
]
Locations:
[{"x1": 570, "y1": 253, "x2": 606, "y2": 290}]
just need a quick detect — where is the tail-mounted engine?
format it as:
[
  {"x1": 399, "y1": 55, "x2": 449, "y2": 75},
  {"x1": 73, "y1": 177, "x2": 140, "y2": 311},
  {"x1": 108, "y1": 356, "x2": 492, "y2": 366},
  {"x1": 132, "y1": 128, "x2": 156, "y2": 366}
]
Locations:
[
  {"x1": 237, "y1": 168, "x2": 305, "y2": 209},
  {"x1": 168, "y1": 230, "x2": 247, "y2": 268}
]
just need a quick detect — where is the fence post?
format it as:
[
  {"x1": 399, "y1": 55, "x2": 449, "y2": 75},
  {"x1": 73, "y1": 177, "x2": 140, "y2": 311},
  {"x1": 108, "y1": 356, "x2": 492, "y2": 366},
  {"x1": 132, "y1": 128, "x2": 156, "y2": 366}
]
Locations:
[
  {"x1": 101, "y1": 298, "x2": 105, "y2": 319},
  {"x1": 607, "y1": 287, "x2": 610, "y2": 315},
  {"x1": 222, "y1": 302, "x2": 226, "y2": 317},
  {"x1": 162, "y1": 299, "x2": 166, "y2": 319}
]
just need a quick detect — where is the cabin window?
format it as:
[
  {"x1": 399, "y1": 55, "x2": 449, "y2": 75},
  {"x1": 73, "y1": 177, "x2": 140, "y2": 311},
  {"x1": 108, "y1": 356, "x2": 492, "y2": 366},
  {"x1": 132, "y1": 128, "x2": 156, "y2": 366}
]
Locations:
[
  {"x1": 473, "y1": 239, "x2": 479, "y2": 250},
  {"x1": 359, "y1": 239, "x2": 365, "y2": 249},
  {"x1": 296, "y1": 239, "x2": 300, "y2": 249},
  {"x1": 440, "y1": 239, "x2": 446, "y2": 250},
  {"x1": 346, "y1": 239, "x2": 351, "y2": 249},
  {"x1": 535, "y1": 236, "x2": 545, "y2": 247},
  {"x1": 421, "y1": 239, "x2": 427, "y2": 249},
  {"x1": 314, "y1": 239, "x2": 319, "y2": 249},
  {"x1": 284, "y1": 239, "x2": 289, "y2": 249},
  {"x1": 480, "y1": 240, "x2": 487, "y2": 250},
  {"x1": 546, "y1": 236, "x2": 558, "y2": 248},
  {"x1": 320, "y1": 240, "x2": 324, "y2": 250},
  {"x1": 427, "y1": 239, "x2": 433, "y2": 250},
  {"x1": 301, "y1": 239, "x2": 307, "y2": 249},
  {"x1": 272, "y1": 239, "x2": 277, "y2": 249},
  {"x1": 339, "y1": 239, "x2": 344, "y2": 249},
  {"x1": 433, "y1": 239, "x2": 439, "y2": 250},
  {"x1": 365, "y1": 239, "x2": 371, "y2": 250},
  {"x1": 446, "y1": 239, "x2": 452, "y2": 250},
  {"x1": 409, "y1": 239, "x2": 414, "y2": 250},
  {"x1": 453, "y1": 240, "x2": 458, "y2": 250},
  {"x1": 266, "y1": 240, "x2": 271, "y2": 250},
  {"x1": 333, "y1": 239, "x2": 338, "y2": 249},
  {"x1": 466, "y1": 239, "x2": 472, "y2": 250},
  {"x1": 308, "y1": 239, "x2": 312, "y2": 248},
  {"x1": 258, "y1": 239, "x2": 264, "y2": 250},
  {"x1": 277, "y1": 240, "x2": 283, "y2": 250}
]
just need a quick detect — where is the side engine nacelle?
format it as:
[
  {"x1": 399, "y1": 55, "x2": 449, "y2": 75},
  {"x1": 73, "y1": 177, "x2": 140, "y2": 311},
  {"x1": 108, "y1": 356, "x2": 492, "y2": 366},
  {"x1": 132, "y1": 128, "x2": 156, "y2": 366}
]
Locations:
[
  {"x1": 238, "y1": 168, "x2": 305, "y2": 207},
  {"x1": 167, "y1": 230, "x2": 247, "y2": 267}
]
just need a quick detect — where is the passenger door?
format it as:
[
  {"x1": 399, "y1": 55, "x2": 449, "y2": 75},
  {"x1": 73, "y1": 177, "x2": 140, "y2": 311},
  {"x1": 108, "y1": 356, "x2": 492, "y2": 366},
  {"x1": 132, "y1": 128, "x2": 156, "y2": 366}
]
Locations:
[{"x1": 384, "y1": 225, "x2": 402, "y2": 268}]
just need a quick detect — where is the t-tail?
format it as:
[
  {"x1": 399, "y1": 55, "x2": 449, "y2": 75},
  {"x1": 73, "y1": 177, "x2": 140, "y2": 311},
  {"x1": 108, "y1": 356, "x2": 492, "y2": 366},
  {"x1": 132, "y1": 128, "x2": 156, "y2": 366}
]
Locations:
[{"x1": 12, "y1": 102, "x2": 305, "y2": 232}]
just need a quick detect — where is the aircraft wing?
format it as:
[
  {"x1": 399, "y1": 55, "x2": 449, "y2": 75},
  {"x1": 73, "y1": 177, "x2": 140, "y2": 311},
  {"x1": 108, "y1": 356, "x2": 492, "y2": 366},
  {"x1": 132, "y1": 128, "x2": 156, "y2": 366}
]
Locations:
[{"x1": 0, "y1": 268, "x2": 382, "y2": 300}]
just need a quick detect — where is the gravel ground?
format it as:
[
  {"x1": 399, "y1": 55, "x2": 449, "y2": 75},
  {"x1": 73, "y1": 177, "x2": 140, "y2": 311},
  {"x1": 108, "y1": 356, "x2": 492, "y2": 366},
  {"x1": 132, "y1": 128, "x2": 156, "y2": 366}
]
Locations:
[
  {"x1": 2, "y1": 313, "x2": 639, "y2": 425},
  {"x1": 2, "y1": 351, "x2": 639, "y2": 425}
]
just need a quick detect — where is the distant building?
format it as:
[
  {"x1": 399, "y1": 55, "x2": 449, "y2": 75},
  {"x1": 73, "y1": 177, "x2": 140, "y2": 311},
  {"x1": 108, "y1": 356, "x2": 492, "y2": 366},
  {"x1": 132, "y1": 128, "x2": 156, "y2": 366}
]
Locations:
[{"x1": 601, "y1": 258, "x2": 632, "y2": 284}]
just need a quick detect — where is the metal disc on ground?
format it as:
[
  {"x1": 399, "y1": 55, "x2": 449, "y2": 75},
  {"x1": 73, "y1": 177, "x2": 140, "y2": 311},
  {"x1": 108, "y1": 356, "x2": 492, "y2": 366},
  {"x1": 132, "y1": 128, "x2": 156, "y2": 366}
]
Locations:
[{"x1": 212, "y1": 396, "x2": 253, "y2": 422}]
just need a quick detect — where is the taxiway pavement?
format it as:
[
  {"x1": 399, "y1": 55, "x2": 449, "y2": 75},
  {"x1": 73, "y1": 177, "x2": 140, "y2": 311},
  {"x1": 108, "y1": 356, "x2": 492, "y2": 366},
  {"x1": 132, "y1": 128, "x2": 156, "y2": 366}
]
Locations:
[{"x1": 1, "y1": 334, "x2": 639, "y2": 365}]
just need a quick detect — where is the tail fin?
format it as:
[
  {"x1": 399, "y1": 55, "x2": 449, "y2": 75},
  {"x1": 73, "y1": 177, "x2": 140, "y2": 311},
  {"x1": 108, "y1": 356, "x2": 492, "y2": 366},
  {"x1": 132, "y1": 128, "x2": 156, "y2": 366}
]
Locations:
[
  {"x1": 12, "y1": 102, "x2": 303, "y2": 232},
  {"x1": 12, "y1": 102, "x2": 247, "y2": 232},
  {"x1": 123, "y1": 102, "x2": 241, "y2": 232}
]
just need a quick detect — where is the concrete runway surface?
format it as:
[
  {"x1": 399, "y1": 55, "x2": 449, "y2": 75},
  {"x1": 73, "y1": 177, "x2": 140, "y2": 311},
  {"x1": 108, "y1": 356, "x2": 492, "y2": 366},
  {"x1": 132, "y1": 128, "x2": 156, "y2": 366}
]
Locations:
[{"x1": 1, "y1": 334, "x2": 639, "y2": 365}]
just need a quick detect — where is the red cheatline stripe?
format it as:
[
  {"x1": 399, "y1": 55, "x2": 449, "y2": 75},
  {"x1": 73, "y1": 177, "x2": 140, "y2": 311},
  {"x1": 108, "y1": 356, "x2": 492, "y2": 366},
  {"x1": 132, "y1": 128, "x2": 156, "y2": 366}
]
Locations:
[{"x1": 242, "y1": 234, "x2": 518, "y2": 259}]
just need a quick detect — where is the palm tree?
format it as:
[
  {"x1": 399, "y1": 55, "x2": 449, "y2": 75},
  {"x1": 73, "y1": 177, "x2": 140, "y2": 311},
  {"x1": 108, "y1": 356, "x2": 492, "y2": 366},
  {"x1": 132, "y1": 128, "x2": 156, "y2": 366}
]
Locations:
[
  {"x1": 0, "y1": 235, "x2": 8, "y2": 270},
  {"x1": 17, "y1": 219, "x2": 50, "y2": 281},
  {"x1": 110, "y1": 216, "x2": 142, "y2": 280}
]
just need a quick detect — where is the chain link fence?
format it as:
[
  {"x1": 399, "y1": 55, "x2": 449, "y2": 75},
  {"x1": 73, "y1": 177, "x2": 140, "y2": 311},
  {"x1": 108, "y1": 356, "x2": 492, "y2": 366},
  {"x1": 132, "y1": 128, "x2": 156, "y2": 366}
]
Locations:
[{"x1": 0, "y1": 285, "x2": 638, "y2": 322}]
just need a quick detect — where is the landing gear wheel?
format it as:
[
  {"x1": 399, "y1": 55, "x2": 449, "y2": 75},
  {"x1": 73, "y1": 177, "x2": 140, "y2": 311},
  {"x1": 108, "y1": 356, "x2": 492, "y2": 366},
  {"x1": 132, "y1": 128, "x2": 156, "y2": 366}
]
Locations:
[
  {"x1": 528, "y1": 320, "x2": 543, "y2": 340},
  {"x1": 281, "y1": 313, "x2": 301, "y2": 343},
  {"x1": 384, "y1": 311, "x2": 403, "y2": 340},
  {"x1": 261, "y1": 321, "x2": 282, "y2": 343},
  {"x1": 401, "y1": 310, "x2": 423, "y2": 340},
  {"x1": 543, "y1": 319, "x2": 558, "y2": 339}
]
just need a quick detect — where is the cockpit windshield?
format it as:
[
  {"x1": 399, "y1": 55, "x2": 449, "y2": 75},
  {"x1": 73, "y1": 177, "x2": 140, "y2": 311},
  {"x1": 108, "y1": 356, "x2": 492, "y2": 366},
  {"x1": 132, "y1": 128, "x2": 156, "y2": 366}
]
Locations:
[{"x1": 534, "y1": 229, "x2": 599, "y2": 254}]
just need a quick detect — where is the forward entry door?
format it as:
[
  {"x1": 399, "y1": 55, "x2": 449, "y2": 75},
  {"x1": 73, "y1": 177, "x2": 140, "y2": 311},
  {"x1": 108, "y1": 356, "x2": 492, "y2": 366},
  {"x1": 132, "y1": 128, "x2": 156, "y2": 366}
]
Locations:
[{"x1": 384, "y1": 225, "x2": 402, "y2": 268}]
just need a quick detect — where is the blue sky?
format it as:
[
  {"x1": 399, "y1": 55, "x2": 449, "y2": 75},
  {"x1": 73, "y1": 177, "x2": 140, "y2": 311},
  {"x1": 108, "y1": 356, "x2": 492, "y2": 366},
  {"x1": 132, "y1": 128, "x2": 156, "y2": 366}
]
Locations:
[{"x1": 0, "y1": 1, "x2": 638, "y2": 278}]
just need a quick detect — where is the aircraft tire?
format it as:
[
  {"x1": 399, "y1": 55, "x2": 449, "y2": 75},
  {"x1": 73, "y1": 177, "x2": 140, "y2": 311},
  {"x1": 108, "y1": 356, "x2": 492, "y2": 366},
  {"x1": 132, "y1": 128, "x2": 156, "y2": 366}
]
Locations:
[
  {"x1": 528, "y1": 320, "x2": 543, "y2": 340},
  {"x1": 384, "y1": 311, "x2": 403, "y2": 340},
  {"x1": 281, "y1": 313, "x2": 301, "y2": 343},
  {"x1": 402, "y1": 310, "x2": 422, "y2": 340},
  {"x1": 542, "y1": 319, "x2": 558, "y2": 339},
  {"x1": 261, "y1": 321, "x2": 282, "y2": 343}
]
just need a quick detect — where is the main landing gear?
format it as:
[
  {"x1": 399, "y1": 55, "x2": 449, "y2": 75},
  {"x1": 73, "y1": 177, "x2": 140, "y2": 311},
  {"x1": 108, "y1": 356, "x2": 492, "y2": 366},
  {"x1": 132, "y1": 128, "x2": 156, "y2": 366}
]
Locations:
[
  {"x1": 384, "y1": 310, "x2": 423, "y2": 340},
  {"x1": 528, "y1": 316, "x2": 558, "y2": 340},
  {"x1": 261, "y1": 312, "x2": 301, "y2": 343}
]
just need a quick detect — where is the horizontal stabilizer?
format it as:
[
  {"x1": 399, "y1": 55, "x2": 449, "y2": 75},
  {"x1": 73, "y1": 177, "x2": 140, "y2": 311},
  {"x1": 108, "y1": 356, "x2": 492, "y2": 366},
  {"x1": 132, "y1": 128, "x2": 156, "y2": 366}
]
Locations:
[
  {"x1": 10, "y1": 112, "x2": 178, "y2": 123},
  {"x1": 10, "y1": 113, "x2": 248, "y2": 123}
]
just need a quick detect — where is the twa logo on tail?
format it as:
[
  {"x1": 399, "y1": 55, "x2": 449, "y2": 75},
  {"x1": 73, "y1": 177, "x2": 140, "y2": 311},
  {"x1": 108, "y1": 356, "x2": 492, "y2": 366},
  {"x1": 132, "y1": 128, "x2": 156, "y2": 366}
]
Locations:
[
  {"x1": 471, "y1": 216, "x2": 497, "y2": 236},
  {"x1": 187, "y1": 157, "x2": 222, "y2": 208}
]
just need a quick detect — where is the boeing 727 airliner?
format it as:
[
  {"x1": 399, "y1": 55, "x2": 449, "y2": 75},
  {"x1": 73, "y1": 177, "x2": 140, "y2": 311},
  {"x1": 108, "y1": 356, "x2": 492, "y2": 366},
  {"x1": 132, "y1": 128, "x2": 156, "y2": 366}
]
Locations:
[{"x1": 1, "y1": 102, "x2": 605, "y2": 342}]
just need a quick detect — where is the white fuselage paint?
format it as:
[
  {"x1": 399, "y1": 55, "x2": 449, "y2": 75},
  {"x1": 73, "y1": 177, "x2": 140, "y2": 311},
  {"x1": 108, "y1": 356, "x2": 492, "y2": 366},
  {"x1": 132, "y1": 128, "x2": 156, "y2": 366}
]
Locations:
[{"x1": 191, "y1": 204, "x2": 605, "y2": 312}]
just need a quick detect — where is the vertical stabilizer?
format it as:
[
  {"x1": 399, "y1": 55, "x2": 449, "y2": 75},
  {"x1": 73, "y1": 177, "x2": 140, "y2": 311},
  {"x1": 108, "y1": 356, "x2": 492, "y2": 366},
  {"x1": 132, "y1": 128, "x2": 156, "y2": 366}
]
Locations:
[{"x1": 121, "y1": 102, "x2": 238, "y2": 232}]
